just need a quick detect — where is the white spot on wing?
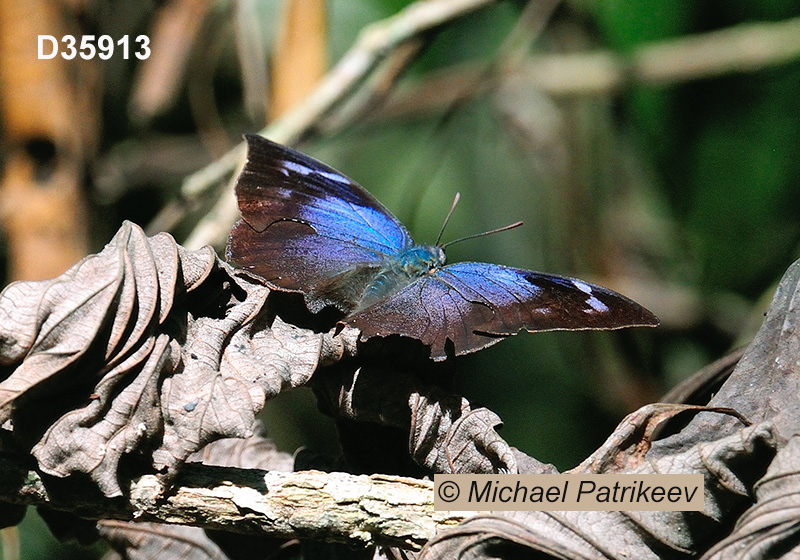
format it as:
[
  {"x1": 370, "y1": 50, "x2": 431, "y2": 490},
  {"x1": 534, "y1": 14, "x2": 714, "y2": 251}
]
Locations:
[
  {"x1": 282, "y1": 160, "x2": 313, "y2": 175},
  {"x1": 585, "y1": 296, "x2": 609, "y2": 313},
  {"x1": 572, "y1": 279, "x2": 593, "y2": 294},
  {"x1": 317, "y1": 170, "x2": 350, "y2": 184}
]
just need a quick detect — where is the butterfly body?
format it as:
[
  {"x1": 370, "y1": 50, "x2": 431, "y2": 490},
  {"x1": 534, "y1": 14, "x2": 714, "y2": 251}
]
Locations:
[
  {"x1": 227, "y1": 135, "x2": 658, "y2": 361},
  {"x1": 357, "y1": 244, "x2": 446, "y2": 307},
  {"x1": 393, "y1": 245, "x2": 446, "y2": 275}
]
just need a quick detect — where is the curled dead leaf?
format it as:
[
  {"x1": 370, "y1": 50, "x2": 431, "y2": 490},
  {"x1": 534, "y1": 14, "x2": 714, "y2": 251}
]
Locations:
[{"x1": 0, "y1": 222, "x2": 321, "y2": 496}]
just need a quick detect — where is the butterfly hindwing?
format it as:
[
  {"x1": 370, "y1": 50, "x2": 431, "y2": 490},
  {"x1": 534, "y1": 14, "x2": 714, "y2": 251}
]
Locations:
[
  {"x1": 227, "y1": 135, "x2": 414, "y2": 312},
  {"x1": 345, "y1": 263, "x2": 658, "y2": 361}
]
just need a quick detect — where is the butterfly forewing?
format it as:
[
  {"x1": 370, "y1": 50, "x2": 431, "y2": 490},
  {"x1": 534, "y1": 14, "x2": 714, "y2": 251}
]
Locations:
[
  {"x1": 346, "y1": 263, "x2": 658, "y2": 361},
  {"x1": 227, "y1": 135, "x2": 414, "y2": 311}
]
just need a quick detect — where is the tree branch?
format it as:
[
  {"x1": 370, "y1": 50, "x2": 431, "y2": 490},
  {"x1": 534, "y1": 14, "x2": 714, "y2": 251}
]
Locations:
[
  {"x1": 175, "y1": 0, "x2": 497, "y2": 250},
  {"x1": 0, "y1": 449, "x2": 475, "y2": 551},
  {"x1": 374, "y1": 15, "x2": 800, "y2": 119},
  {"x1": 167, "y1": 12, "x2": 800, "y2": 252}
]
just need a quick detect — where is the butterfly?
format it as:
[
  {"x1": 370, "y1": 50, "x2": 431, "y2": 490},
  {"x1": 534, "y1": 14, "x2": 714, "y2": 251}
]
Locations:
[{"x1": 227, "y1": 135, "x2": 658, "y2": 361}]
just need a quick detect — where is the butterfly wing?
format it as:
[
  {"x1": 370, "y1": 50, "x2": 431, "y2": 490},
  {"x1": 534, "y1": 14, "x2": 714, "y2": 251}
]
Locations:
[
  {"x1": 227, "y1": 135, "x2": 414, "y2": 312},
  {"x1": 345, "y1": 262, "x2": 658, "y2": 361}
]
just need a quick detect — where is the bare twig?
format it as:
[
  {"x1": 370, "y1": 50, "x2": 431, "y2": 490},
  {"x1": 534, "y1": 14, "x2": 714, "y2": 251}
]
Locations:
[
  {"x1": 173, "y1": 10, "x2": 800, "y2": 251},
  {"x1": 269, "y1": 0, "x2": 327, "y2": 121},
  {"x1": 258, "y1": 0, "x2": 496, "y2": 145},
  {"x1": 129, "y1": 0, "x2": 215, "y2": 121},
  {"x1": 178, "y1": 0, "x2": 497, "y2": 249},
  {"x1": 376, "y1": 16, "x2": 800, "y2": 118},
  {"x1": 0, "y1": 452, "x2": 476, "y2": 551},
  {"x1": 315, "y1": 37, "x2": 426, "y2": 134},
  {"x1": 232, "y1": 0, "x2": 271, "y2": 123}
]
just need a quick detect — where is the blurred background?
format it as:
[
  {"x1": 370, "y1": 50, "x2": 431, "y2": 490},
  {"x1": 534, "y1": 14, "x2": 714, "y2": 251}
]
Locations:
[{"x1": 2, "y1": 0, "x2": 800, "y2": 558}]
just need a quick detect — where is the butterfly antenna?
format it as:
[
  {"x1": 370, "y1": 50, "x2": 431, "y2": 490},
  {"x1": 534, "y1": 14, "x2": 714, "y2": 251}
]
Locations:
[
  {"x1": 442, "y1": 220, "x2": 524, "y2": 248},
  {"x1": 435, "y1": 192, "x2": 461, "y2": 245}
]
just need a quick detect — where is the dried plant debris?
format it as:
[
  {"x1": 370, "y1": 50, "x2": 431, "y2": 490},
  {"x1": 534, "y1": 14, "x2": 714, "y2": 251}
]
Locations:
[
  {"x1": 701, "y1": 434, "x2": 800, "y2": 559},
  {"x1": 187, "y1": 420, "x2": 294, "y2": 471},
  {"x1": 0, "y1": 222, "x2": 320, "y2": 496},
  {"x1": 418, "y1": 259, "x2": 800, "y2": 559},
  {"x1": 408, "y1": 392, "x2": 517, "y2": 475},
  {"x1": 99, "y1": 521, "x2": 230, "y2": 560},
  {"x1": 2, "y1": 221, "x2": 800, "y2": 559},
  {"x1": 93, "y1": 424, "x2": 297, "y2": 560},
  {"x1": 309, "y1": 362, "x2": 528, "y2": 477}
]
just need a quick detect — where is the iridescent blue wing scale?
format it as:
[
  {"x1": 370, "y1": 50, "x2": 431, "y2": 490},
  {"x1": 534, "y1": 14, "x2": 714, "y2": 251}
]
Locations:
[
  {"x1": 345, "y1": 263, "x2": 658, "y2": 361},
  {"x1": 227, "y1": 135, "x2": 414, "y2": 312}
]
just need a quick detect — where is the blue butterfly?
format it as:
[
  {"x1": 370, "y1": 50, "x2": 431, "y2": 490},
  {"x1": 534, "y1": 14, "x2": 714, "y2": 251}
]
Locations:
[{"x1": 227, "y1": 135, "x2": 658, "y2": 361}]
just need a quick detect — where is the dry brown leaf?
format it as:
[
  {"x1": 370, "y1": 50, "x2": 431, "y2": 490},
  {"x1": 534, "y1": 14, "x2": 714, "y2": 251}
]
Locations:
[
  {"x1": 310, "y1": 361, "x2": 525, "y2": 477},
  {"x1": 0, "y1": 222, "x2": 321, "y2": 496},
  {"x1": 99, "y1": 521, "x2": 229, "y2": 560}
]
